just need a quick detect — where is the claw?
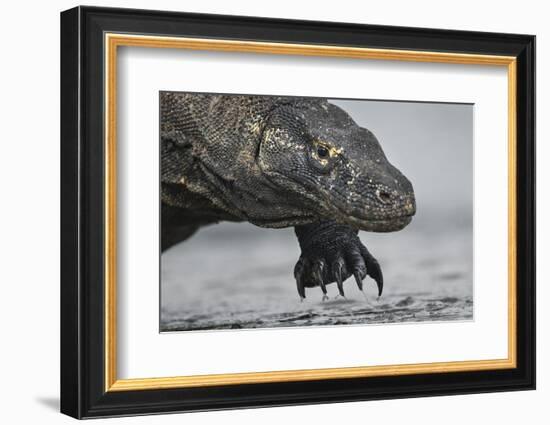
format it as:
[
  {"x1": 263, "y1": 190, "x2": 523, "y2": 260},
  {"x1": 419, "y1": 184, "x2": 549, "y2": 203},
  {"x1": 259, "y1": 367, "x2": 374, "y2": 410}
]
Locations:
[
  {"x1": 375, "y1": 277, "x2": 383, "y2": 297},
  {"x1": 353, "y1": 270, "x2": 363, "y2": 291},
  {"x1": 368, "y1": 266, "x2": 383, "y2": 297},
  {"x1": 313, "y1": 262, "x2": 327, "y2": 296},
  {"x1": 360, "y1": 245, "x2": 384, "y2": 297},
  {"x1": 294, "y1": 259, "x2": 306, "y2": 300},
  {"x1": 322, "y1": 294, "x2": 329, "y2": 302},
  {"x1": 296, "y1": 278, "x2": 306, "y2": 300},
  {"x1": 366, "y1": 258, "x2": 383, "y2": 297},
  {"x1": 334, "y1": 262, "x2": 345, "y2": 297}
]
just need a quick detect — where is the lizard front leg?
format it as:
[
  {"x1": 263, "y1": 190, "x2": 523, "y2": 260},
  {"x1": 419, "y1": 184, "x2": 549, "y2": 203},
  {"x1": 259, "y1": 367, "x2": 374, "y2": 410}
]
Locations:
[{"x1": 294, "y1": 220, "x2": 383, "y2": 301}]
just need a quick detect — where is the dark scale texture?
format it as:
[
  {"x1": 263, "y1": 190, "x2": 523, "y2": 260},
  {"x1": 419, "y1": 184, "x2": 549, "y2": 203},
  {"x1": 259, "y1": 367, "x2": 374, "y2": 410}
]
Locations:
[{"x1": 160, "y1": 92, "x2": 416, "y2": 299}]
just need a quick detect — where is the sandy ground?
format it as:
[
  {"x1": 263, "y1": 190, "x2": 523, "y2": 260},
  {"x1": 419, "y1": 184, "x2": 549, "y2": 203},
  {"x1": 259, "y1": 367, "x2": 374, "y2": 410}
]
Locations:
[{"x1": 160, "y1": 209, "x2": 473, "y2": 332}]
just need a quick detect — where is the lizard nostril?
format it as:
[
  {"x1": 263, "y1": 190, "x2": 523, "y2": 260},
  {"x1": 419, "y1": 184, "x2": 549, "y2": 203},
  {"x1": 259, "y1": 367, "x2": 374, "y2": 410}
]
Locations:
[{"x1": 376, "y1": 189, "x2": 392, "y2": 204}]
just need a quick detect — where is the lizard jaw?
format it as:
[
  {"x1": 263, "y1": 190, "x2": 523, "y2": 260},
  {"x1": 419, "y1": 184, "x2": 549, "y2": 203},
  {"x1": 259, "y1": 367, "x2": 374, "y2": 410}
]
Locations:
[
  {"x1": 349, "y1": 215, "x2": 413, "y2": 232},
  {"x1": 320, "y1": 196, "x2": 415, "y2": 232},
  {"x1": 316, "y1": 188, "x2": 415, "y2": 232}
]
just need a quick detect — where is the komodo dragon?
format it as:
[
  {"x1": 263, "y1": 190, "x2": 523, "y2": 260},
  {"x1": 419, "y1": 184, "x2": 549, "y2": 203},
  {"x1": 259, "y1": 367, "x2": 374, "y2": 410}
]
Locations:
[{"x1": 161, "y1": 92, "x2": 416, "y2": 300}]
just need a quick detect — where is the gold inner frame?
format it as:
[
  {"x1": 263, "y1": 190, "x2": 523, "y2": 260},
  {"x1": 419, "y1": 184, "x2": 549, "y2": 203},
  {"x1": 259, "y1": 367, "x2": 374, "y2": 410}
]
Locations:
[{"x1": 104, "y1": 33, "x2": 517, "y2": 392}]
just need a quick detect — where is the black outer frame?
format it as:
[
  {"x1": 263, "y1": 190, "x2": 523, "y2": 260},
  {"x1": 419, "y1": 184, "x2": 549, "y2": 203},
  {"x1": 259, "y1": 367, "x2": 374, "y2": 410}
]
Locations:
[{"x1": 60, "y1": 6, "x2": 535, "y2": 419}]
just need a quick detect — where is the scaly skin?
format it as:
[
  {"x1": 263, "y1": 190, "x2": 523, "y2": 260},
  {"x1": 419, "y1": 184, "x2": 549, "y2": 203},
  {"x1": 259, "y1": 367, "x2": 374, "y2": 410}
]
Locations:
[{"x1": 160, "y1": 92, "x2": 416, "y2": 300}]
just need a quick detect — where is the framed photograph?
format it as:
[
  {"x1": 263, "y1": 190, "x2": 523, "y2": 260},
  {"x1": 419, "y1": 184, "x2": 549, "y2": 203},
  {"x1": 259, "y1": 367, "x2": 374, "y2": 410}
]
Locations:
[{"x1": 60, "y1": 6, "x2": 535, "y2": 419}]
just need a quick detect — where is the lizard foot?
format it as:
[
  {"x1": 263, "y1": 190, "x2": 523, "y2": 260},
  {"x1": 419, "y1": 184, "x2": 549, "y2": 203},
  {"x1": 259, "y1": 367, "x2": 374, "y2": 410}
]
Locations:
[{"x1": 294, "y1": 224, "x2": 383, "y2": 300}]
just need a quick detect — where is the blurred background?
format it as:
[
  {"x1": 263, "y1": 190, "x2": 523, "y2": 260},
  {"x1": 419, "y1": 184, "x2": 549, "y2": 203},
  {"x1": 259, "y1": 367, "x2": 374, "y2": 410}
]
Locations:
[{"x1": 161, "y1": 98, "x2": 473, "y2": 332}]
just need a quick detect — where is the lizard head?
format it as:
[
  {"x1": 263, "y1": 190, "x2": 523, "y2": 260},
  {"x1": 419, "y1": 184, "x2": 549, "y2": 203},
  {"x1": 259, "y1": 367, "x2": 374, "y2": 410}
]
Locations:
[{"x1": 257, "y1": 99, "x2": 416, "y2": 232}]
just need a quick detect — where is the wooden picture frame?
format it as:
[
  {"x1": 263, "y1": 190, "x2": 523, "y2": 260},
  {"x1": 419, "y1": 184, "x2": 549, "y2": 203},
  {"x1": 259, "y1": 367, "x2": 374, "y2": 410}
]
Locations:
[{"x1": 61, "y1": 6, "x2": 535, "y2": 419}]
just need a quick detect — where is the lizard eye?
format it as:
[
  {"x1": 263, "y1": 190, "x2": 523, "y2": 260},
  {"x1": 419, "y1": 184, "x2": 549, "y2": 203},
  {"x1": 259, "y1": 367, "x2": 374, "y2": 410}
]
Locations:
[
  {"x1": 316, "y1": 145, "x2": 329, "y2": 159},
  {"x1": 310, "y1": 141, "x2": 337, "y2": 171}
]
